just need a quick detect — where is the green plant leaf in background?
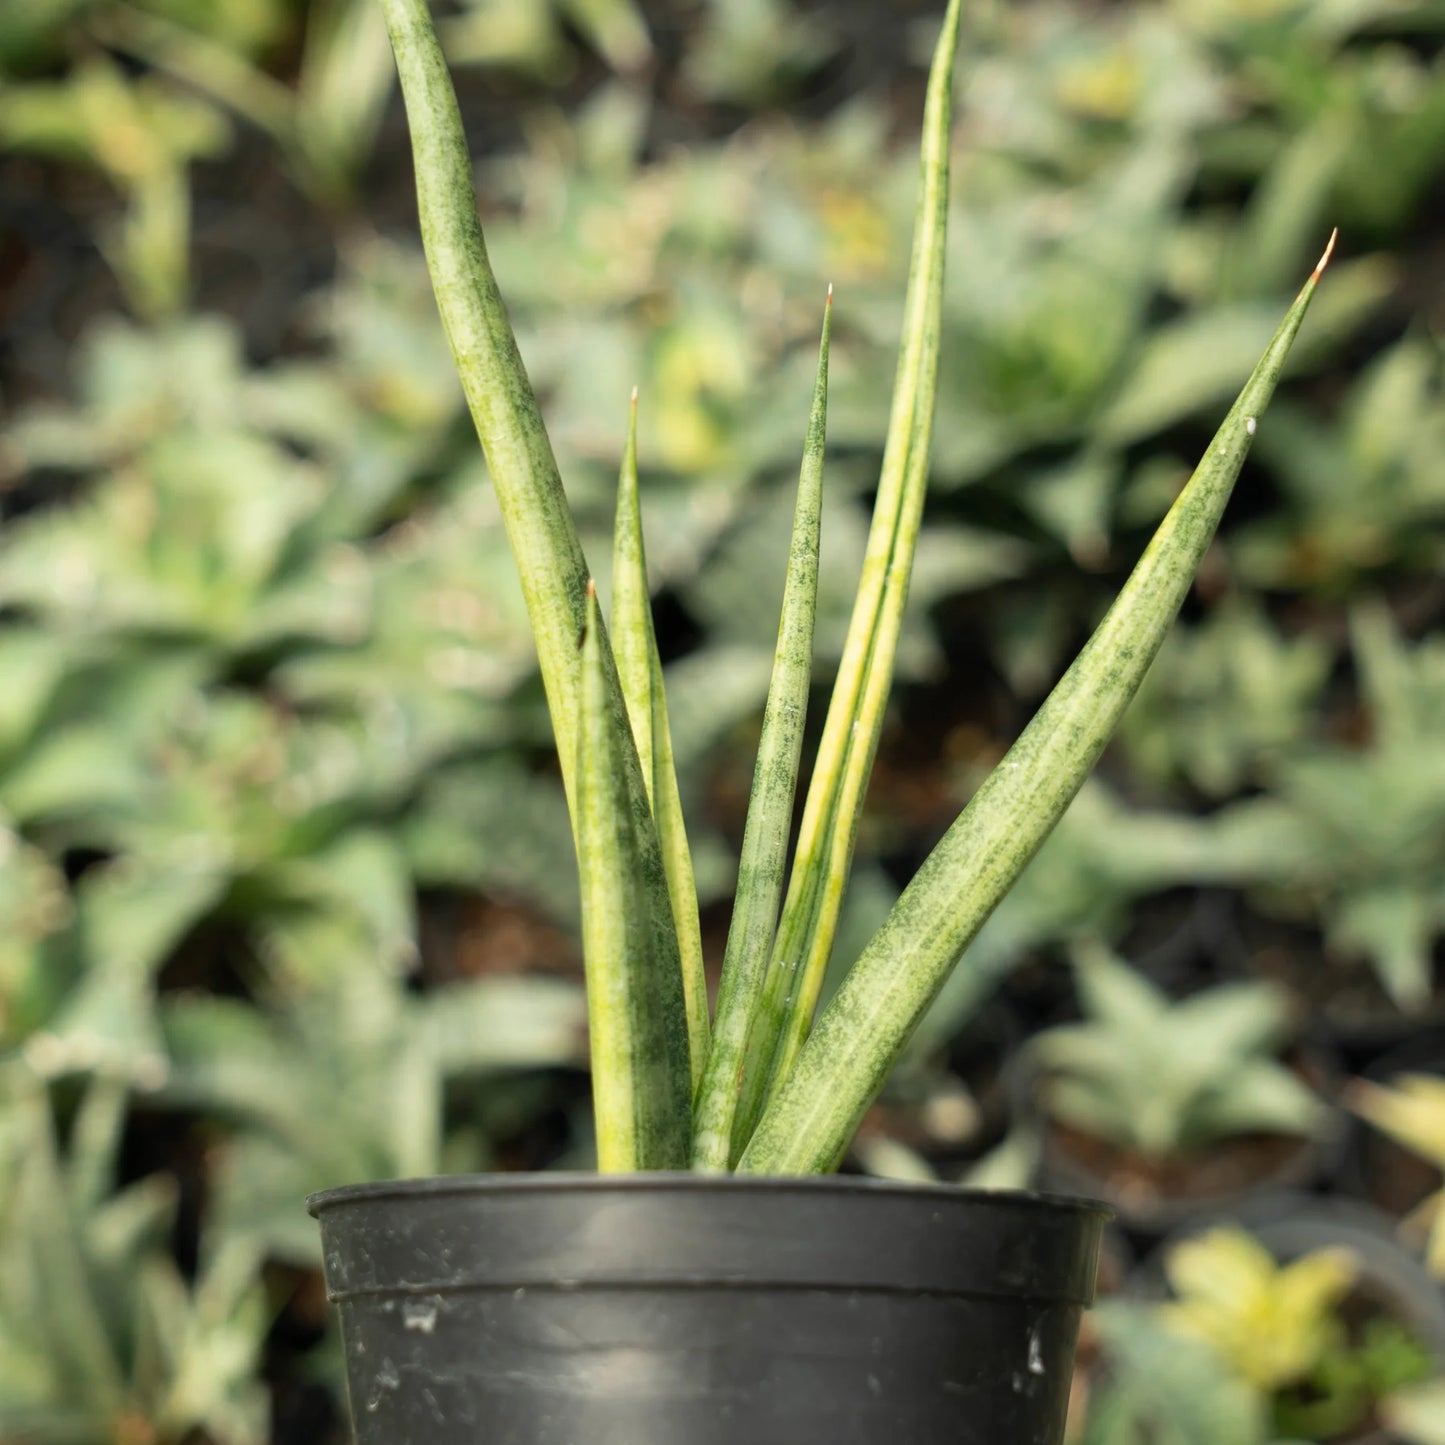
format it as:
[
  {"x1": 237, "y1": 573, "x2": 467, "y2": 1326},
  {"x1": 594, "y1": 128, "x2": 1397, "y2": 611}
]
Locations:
[
  {"x1": 683, "y1": 0, "x2": 834, "y2": 105},
  {"x1": 442, "y1": 0, "x2": 650, "y2": 79},
  {"x1": 0, "y1": 1073, "x2": 268, "y2": 1444},
  {"x1": 155, "y1": 969, "x2": 585, "y2": 1265},
  {"x1": 1386, "y1": 1379, "x2": 1445, "y2": 1445},
  {"x1": 94, "y1": 0, "x2": 397, "y2": 210},
  {"x1": 1160, "y1": 1228, "x2": 1356, "y2": 1393},
  {"x1": 1030, "y1": 941, "x2": 1324, "y2": 1159},
  {"x1": 1080, "y1": 1298, "x2": 1272, "y2": 1445},
  {"x1": 1152, "y1": 1220, "x2": 1433, "y2": 1441},
  {"x1": 1191, "y1": 602, "x2": 1445, "y2": 1010},
  {"x1": 0, "y1": 55, "x2": 231, "y2": 317},
  {"x1": 1120, "y1": 597, "x2": 1334, "y2": 797}
]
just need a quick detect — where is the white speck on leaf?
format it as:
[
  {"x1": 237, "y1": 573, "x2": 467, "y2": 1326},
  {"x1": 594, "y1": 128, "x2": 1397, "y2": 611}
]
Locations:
[
  {"x1": 1245, "y1": 415, "x2": 1257, "y2": 435},
  {"x1": 403, "y1": 1300, "x2": 438, "y2": 1334}
]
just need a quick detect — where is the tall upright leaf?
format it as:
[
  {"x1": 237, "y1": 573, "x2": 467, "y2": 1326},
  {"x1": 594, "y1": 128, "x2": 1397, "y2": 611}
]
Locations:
[
  {"x1": 691, "y1": 291, "x2": 832, "y2": 1171},
  {"x1": 611, "y1": 391, "x2": 709, "y2": 1092},
  {"x1": 379, "y1": 0, "x2": 693, "y2": 1152},
  {"x1": 738, "y1": 236, "x2": 1338, "y2": 1176},
  {"x1": 577, "y1": 582, "x2": 692, "y2": 1170},
  {"x1": 734, "y1": 0, "x2": 963, "y2": 1141},
  {"x1": 377, "y1": 0, "x2": 588, "y2": 795}
]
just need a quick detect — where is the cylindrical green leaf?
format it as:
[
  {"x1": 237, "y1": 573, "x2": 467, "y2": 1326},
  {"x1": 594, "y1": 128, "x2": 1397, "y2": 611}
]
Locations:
[
  {"x1": 378, "y1": 0, "x2": 588, "y2": 807},
  {"x1": 380, "y1": 0, "x2": 694, "y2": 1163},
  {"x1": 611, "y1": 392, "x2": 710, "y2": 1093},
  {"x1": 577, "y1": 583, "x2": 693, "y2": 1171},
  {"x1": 691, "y1": 291, "x2": 832, "y2": 1172},
  {"x1": 738, "y1": 238, "x2": 1336, "y2": 1176},
  {"x1": 738, "y1": 0, "x2": 963, "y2": 1138}
]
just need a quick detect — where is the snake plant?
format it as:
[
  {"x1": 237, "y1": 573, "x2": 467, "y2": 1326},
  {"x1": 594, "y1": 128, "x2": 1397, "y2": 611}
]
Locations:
[{"x1": 378, "y1": 0, "x2": 1334, "y2": 1175}]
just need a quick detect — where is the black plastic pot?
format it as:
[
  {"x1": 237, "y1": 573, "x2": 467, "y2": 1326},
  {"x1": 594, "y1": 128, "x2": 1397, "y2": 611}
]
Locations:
[{"x1": 309, "y1": 1173, "x2": 1108, "y2": 1445}]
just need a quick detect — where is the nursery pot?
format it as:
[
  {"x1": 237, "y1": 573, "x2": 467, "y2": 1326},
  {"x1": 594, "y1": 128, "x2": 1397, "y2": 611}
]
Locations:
[{"x1": 309, "y1": 1172, "x2": 1108, "y2": 1445}]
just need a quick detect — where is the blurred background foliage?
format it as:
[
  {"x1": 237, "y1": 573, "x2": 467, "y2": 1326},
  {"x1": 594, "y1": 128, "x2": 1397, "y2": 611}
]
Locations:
[{"x1": 0, "y1": 0, "x2": 1443, "y2": 1439}]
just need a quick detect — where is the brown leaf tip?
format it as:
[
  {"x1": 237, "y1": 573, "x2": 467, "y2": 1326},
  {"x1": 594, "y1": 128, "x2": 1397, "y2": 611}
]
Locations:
[
  {"x1": 586, "y1": 577, "x2": 597, "y2": 600},
  {"x1": 629, "y1": 384, "x2": 639, "y2": 409},
  {"x1": 826, "y1": 282, "x2": 834, "y2": 306},
  {"x1": 1310, "y1": 227, "x2": 1338, "y2": 283}
]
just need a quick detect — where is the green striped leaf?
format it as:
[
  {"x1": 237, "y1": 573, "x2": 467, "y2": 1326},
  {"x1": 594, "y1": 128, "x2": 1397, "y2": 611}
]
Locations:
[
  {"x1": 738, "y1": 235, "x2": 1338, "y2": 1176},
  {"x1": 377, "y1": 0, "x2": 584, "y2": 811},
  {"x1": 611, "y1": 391, "x2": 710, "y2": 1094},
  {"x1": 735, "y1": 0, "x2": 963, "y2": 1140},
  {"x1": 577, "y1": 581, "x2": 692, "y2": 1171},
  {"x1": 691, "y1": 290, "x2": 833, "y2": 1172},
  {"x1": 381, "y1": 0, "x2": 693, "y2": 1165}
]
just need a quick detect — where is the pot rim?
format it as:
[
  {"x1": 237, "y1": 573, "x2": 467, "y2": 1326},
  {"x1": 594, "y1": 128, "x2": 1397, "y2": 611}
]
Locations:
[{"x1": 308, "y1": 1169, "x2": 1111, "y2": 1219}]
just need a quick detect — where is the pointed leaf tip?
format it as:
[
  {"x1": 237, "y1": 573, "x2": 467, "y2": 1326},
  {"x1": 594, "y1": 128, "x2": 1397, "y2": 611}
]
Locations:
[
  {"x1": 1311, "y1": 228, "x2": 1338, "y2": 282},
  {"x1": 826, "y1": 283, "x2": 834, "y2": 305},
  {"x1": 609, "y1": 381, "x2": 710, "y2": 1092},
  {"x1": 586, "y1": 576, "x2": 597, "y2": 600}
]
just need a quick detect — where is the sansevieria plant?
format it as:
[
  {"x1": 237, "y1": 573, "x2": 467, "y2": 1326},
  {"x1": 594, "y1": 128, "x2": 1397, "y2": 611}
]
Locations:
[{"x1": 377, "y1": 0, "x2": 1334, "y2": 1179}]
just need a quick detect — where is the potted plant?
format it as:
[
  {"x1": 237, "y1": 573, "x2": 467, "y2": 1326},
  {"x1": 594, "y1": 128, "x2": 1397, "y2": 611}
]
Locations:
[
  {"x1": 308, "y1": 0, "x2": 1336, "y2": 1439},
  {"x1": 1020, "y1": 941, "x2": 1339, "y2": 1233},
  {"x1": 1071, "y1": 1293, "x2": 1282, "y2": 1445},
  {"x1": 1196, "y1": 605, "x2": 1445, "y2": 1047},
  {"x1": 1072, "y1": 1209, "x2": 1445, "y2": 1445},
  {"x1": 1150, "y1": 1213, "x2": 1445, "y2": 1443}
]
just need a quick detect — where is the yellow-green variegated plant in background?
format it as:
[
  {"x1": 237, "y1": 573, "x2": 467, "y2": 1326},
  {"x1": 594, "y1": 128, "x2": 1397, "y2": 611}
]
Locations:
[
  {"x1": 376, "y1": 0, "x2": 1334, "y2": 1176},
  {"x1": 1350, "y1": 1073, "x2": 1445, "y2": 1278}
]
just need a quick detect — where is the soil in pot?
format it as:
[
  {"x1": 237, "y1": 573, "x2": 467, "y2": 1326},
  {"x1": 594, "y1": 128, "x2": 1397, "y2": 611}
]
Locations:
[
  {"x1": 1114, "y1": 887, "x2": 1242, "y2": 995},
  {"x1": 1229, "y1": 909, "x2": 1445, "y2": 1059},
  {"x1": 1048, "y1": 1122, "x2": 1317, "y2": 1223}
]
